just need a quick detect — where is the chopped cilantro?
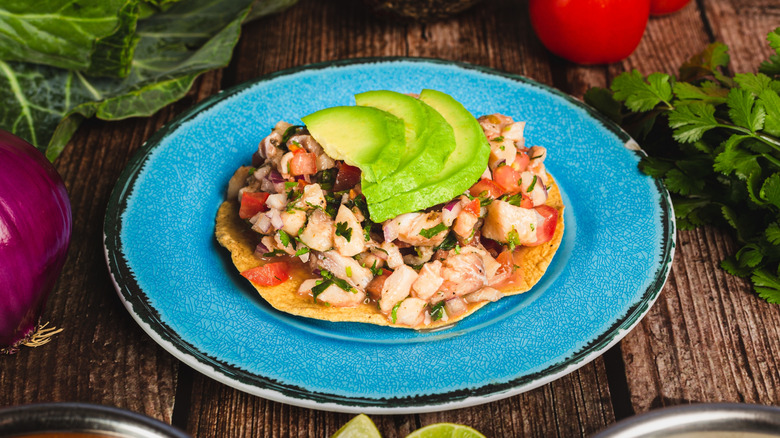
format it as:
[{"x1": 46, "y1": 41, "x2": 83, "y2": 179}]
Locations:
[
  {"x1": 320, "y1": 269, "x2": 355, "y2": 293},
  {"x1": 278, "y1": 230, "x2": 292, "y2": 247},
  {"x1": 284, "y1": 181, "x2": 298, "y2": 189},
  {"x1": 526, "y1": 175, "x2": 537, "y2": 192},
  {"x1": 263, "y1": 249, "x2": 287, "y2": 257},
  {"x1": 346, "y1": 266, "x2": 352, "y2": 277},
  {"x1": 430, "y1": 302, "x2": 445, "y2": 321},
  {"x1": 311, "y1": 279, "x2": 331, "y2": 302},
  {"x1": 504, "y1": 193, "x2": 527, "y2": 207},
  {"x1": 433, "y1": 232, "x2": 458, "y2": 252},
  {"x1": 335, "y1": 221, "x2": 353, "y2": 242},
  {"x1": 391, "y1": 301, "x2": 402, "y2": 323},
  {"x1": 419, "y1": 223, "x2": 448, "y2": 239},
  {"x1": 493, "y1": 136, "x2": 505, "y2": 142},
  {"x1": 294, "y1": 246, "x2": 310, "y2": 257},
  {"x1": 368, "y1": 260, "x2": 383, "y2": 276},
  {"x1": 454, "y1": 245, "x2": 461, "y2": 254},
  {"x1": 281, "y1": 124, "x2": 304, "y2": 145},
  {"x1": 507, "y1": 227, "x2": 521, "y2": 250}
]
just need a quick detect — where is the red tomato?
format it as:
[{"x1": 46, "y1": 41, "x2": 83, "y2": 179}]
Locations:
[
  {"x1": 290, "y1": 152, "x2": 317, "y2": 175},
  {"x1": 511, "y1": 153, "x2": 530, "y2": 173},
  {"x1": 239, "y1": 191, "x2": 269, "y2": 219},
  {"x1": 492, "y1": 165, "x2": 522, "y2": 194},
  {"x1": 650, "y1": 0, "x2": 690, "y2": 15},
  {"x1": 241, "y1": 262, "x2": 290, "y2": 286},
  {"x1": 463, "y1": 198, "x2": 481, "y2": 216},
  {"x1": 469, "y1": 178, "x2": 504, "y2": 199},
  {"x1": 528, "y1": 0, "x2": 650, "y2": 64},
  {"x1": 333, "y1": 163, "x2": 362, "y2": 192},
  {"x1": 526, "y1": 205, "x2": 559, "y2": 246},
  {"x1": 492, "y1": 250, "x2": 523, "y2": 289}
]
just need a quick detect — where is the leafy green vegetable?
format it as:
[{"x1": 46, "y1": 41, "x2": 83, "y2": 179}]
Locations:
[
  {"x1": 585, "y1": 27, "x2": 780, "y2": 303},
  {"x1": 419, "y1": 223, "x2": 447, "y2": 239},
  {"x1": 0, "y1": 0, "x2": 298, "y2": 161}
]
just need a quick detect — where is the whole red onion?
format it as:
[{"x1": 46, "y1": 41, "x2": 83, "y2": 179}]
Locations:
[{"x1": 0, "y1": 130, "x2": 71, "y2": 353}]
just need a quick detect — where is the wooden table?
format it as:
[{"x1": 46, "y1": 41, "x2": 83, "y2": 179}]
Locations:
[{"x1": 2, "y1": 0, "x2": 779, "y2": 436}]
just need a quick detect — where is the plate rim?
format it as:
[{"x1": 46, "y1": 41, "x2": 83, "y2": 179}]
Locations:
[{"x1": 104, "y1": 56, "x2": 676, "y2": 413}]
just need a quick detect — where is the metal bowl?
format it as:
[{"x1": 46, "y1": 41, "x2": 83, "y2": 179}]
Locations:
[
  {"x1": 593, "y1": 403, "x2": 780, "y2": 438},
  {"x1": 0, "y1": 402, "x2": 189, "y2": 438}
]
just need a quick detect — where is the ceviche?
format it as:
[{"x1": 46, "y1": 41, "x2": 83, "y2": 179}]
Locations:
[{"x1": 216, "y1": 89, "x2": 564, "y2": 329}]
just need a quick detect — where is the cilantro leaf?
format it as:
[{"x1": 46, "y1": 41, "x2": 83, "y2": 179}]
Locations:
[
  {"x1": 760, "y1": 172, "x2": 780, "y2": 208},
  {"x1": 419, "y1": 223, "x2": 448, "y2": 239},
  {"x1": 612, "y1": 70, "x2": 674, "y2": 112},
  {"x1": 667, "y1": 102, "x2": 720, "y2": 143},
  {"x1": 335, "y1": 221, "x2": 352, "y2": 242},
  {"x1": 727, "y1": 88, "x2": 766, "y2": 132},
  {"x1": 759, "y1": 28, "x2": 780, "y2": 77},
  {"x1": 766, "y1": 222, "x2": 780, "y2": 245},
  {"x1": 759, "y1": 88, "x2": 780, "y2": 137},
  {"x1": 712, "y1": 135, "x2": 760, "y2": 180},
  {"x1": 673, "y1": 81, "x2": 728, "y2": 104},
  {"x1": 752, "y1": 268, "x2": 780, "y2": 304},
  {"x1": 679, "y1": 41, "x2": 731, "y2": 84}
]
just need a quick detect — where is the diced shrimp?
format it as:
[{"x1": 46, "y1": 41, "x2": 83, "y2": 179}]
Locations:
[
  {"x1": 278, "y1": 151, "x2": 294, "y2": 177},
  {"x1": 411, "y1": 260, "x2": 444, "y2": 301},
  {"x1": 299, "y1": 279, "x2": 366, "y2": 307},
  {"x1": 258, "y1": 131, "x2": 283, "y2": 163},
  {"x1": 288, "y1": 134, "x2": 336, "y2": 171},
  {"x1": 393, "y1": 298, "x2": 427, "y2": 327},
  {"x1": 265, "y1": 193, "x2": 287, "y2": 210},
  {"x1": 481, "y1": 200, "x2": 538, "y2": 246},
  {"x1": 379, "y1": 265, "x2": 418, "y2": 313},
  {"x1": 519, "y1": 171, "x2": 548, "y2": 207},
  {"x1": 280, "y1": 209, "x2": 307, "y2": 237},
  {"x1": 375, "y1": 241, "x2": 404, "y2": 269},
  {"x1": 403, "y1": 245, "x2": 434, "y2": 266},
  {"x1": 297, "y1": 183, "x2": 326, "y2": 210},
  {"x1": 463, "y1": 286, "x2": 504, "y2": 303},
  {"x1": 366, "y1": 269, "x2": 390, "y2": 301},
  {"x1": 333, "y1": 205, "x2": 365, "y2": 257},
  {"x1": 488, "y1": 137, "x2": 516, "y2": 170},
  {"x1": 299, "y1": 209, "x2": 334, "y2": 252},
  {"x1": 527, "y1": 146, "x2": 547, "y2": 174},
  {"x1": 433, "y1": 253, "x2": 487, "y2": 302},
  {"x1": 478, "y1": 114, "x2": 514, "y2": 139},
  {"x1": 272, "y1": 121, "x2": 293, "y2": 136},
  {"x1": 459, "y1": 246, "x2": 501, "y2": 282},
  {"x1": 444, "y1": 297, "x2": 469, "y2": 318},
  {"x1": 453, "y1": 210, "x2": 479, "y2": 241},
  {"x1": 314, "y1": 250, "x2": 374, "y2": 290},
  {"x1": 317, "y1": 283, "x2": 366, "y2": 307},
  {"x1": 389, "y1": 212, "x2": 448, "y2": 246},
  {"x1": 501, "y1": 121, "x2": 526, "y2": 142}
]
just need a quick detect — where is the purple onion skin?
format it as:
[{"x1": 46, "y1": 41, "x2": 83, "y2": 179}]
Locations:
[{"x1": 0, "y1": 130, "x2": 72, "y2": 350}]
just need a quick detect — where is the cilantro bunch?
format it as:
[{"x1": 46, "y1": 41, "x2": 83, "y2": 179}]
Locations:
[{"x1": 585, "y1": 28, "x2": 780, "y2": 303}]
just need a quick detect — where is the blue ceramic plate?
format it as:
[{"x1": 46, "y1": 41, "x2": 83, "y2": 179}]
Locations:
[{"x1": 105, "y1": 58, "x2": 675, "y2": 413}]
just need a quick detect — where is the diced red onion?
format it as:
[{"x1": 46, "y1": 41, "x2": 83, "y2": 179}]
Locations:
[
  {"x1": 442, "y1": 200, "x2": 462, "y2": 227},
  {"x1": 383, "y1": 220, "x2": 399, "y2": 242},
  {"x1": 269, "y1": 209, "x2": 284, "y2": 230},
  {"x1": 268, "y1": 169, "x2": 285, "y2": 184},
  {"x1": 254, "y1": 242, "x2": 269, "y2": 257},
  {"x1": 251, "y1": 213, "x2": 272, "y2": 234}
]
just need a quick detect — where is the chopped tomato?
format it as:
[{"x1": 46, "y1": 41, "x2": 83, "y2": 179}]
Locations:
[
  {"x1": 333, "y1": 163, "x2": 362, "y2": 192},
  {"x1": 526, "y1": 205, "x2": 559, "y2": 246},
  {"x1": 289, "y1": 152, "x2": 317, "y2": 175},
  {"x1": 469, "y1": 178, "x2": 504, "y2": 199},
  {"x1": 511, "y1": 153, "x2": 530, "y2": 172},
  {"x1": 492, "y1": 250, "x2": 523, "y2": 289},
  {"x1": 463, "y1": 198, "x2": 481, "y2": 216},
  {"x1": 241, "y1": 262, "x2": 290, "y2": 286},
  {"x1": 492, "y1": 165, "x2": 522, "y2": 194},
  {"x1": 239, "y1": 191, "x2": 269, "y2": 219}
]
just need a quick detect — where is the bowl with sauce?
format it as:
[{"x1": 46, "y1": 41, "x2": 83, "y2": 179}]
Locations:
[
  {"x1": 593, "y1": 403, "x2": 780, "y2": 438},
  {"x1": 0, "y1": 403, "x2": 189, "y2": 438}
]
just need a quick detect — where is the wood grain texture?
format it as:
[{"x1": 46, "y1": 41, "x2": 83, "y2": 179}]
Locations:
[{"x1": 3, "y1": 0, "x2": 779, "y2": 437}]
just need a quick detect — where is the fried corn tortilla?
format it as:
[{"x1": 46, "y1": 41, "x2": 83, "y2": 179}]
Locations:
[{"x1": 215, "y1": 175, "x2": 564, "y2": 329}]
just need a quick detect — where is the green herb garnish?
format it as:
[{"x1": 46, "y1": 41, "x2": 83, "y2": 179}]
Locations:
[
  {"x1": 335, "y1": 221, "x2": 353, "y2": 242},
  {"x1": 419, "y1": 223, "x2": 448, "y2": 239},
  {"x1": 430, "y1": 302, "x2": 446, "y2": 321},
  {"x1": 391, "y1": 301, "x2": 403, "y2": 323},
  {"x1": 278, "y1": 230, "x2": 292, "y2": 247},
  {"x1": 584, "y1": 28, "x2": 780, "y2": 303},
  {"x1": 526, "y1": 175, "x2": 537, "y2": 192},
  {"x1": 507, "y1": 227, "x2": 521, "y2": 250}
]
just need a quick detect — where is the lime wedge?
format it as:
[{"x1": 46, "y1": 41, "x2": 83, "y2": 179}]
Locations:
[
  {"x1": 405, "y1": 423, "x2": 486, "y2": 438},
  {"x1": 331, "y1": 414, "x2": 382, "y2": 438}
]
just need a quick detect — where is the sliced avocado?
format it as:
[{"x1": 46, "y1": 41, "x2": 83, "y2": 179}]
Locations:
[
  {"x1": 367, "y1": 89, "x2": 490, "y2": 222},
  {"x1": 301, "y1": 106, "x2": 405, "y2": 183},
  {"x1": 356, "y1": 90, "x2": 455, "y2": 203}
]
